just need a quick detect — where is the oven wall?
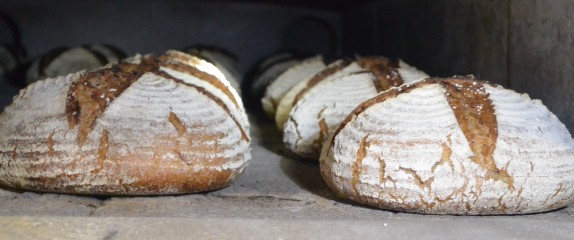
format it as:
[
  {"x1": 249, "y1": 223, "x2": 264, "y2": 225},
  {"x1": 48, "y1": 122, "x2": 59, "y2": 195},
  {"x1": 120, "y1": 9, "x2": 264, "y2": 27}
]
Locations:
[
  {"x1": 1, "y1": 0, "x2": 572, "y2": 133},
  {"x1": 343, "y1": 0, "x2": 574, "y2": 133},
  {"x1": 509, "y1": 1, "x2": 574, "y2": 135},
  {"x1": 0, "y1": 0, "x2": 340, "y2": 76}
]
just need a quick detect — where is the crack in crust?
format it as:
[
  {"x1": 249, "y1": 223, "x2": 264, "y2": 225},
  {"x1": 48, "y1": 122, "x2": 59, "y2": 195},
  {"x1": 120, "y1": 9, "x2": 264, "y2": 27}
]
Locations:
[
  {"x1": 377, "y1": 156, "x2": 397, "y2": 187},
  {"x1": 543, "y1": 183, "x2": 566, "y2": 205},
  {"x1": 174, "y1": 149, "x2": 192, "y2": 166},
  {"x1": 47, "y1": 132, "x2": 55, "y2": 157},
  {"x1": 11, "y1": 144, "x2": 17, "y2": 160},
  {"x1": 356, "y1": 56, "x2": 403, "y2": 93},
  {"x1": 497, "y1": 193, "x2": 508, "y2": 210},
  {"x1": 418, "y1": 195, "x2": 436, "y2": 209},
  {"x1": 399, "y1": 167, "x2": 434, "y2": 191},
  {"x1": 352, "y1": 136, "x2": 370, "y2": 199},
  {"x1": 289, "y1": 116, "x2": 304, "y2": 147},
  {"x1": 313, "y1": 107, "x2": 329, "y2": 151},
  {"x1": 93, "y1": 129, "x2": 109, "y2": 175},
  {"x1": 168, "y1": 112, "x2": 187, "y2": 136},
  {"x1": 435, "y1": 178, "x2": 469, "y2": 205},
  {"x1": 432, "y1": 134, "x2": 454, "y2": 172},
  {"x1": 440, "y1": 80, "x2": 514, "y2": 190},
  {"x1": 516, "y1": 187, "x2": 524, "y2": 209}
]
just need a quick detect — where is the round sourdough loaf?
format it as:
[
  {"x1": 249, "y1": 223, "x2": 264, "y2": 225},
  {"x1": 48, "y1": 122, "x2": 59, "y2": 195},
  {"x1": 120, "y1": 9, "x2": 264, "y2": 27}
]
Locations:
[
  {"x1": 320, "y1": 77, "x2": 574, "y2": 215},
  {"x1": 284, "y1": 57, "x2": 428, "y2": 159},
  {"x1": 0, "y1": 51, "x2": 251, "y2": 195}
]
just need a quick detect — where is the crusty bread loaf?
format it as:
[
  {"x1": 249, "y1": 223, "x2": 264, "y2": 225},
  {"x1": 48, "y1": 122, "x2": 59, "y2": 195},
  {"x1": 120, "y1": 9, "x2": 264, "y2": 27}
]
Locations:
[
  {"x1": 320, "y1": 77, "x2": 574, "y2": 215},
  {"x1": 284, "y1": 57, "x2": 428, "y2": 159},
  {"x1": 0, "y1": 51, "x2": 251, "y2": 195},
  {"x1": 261, "y1": 55, "x2": 326, "y2": 118}
]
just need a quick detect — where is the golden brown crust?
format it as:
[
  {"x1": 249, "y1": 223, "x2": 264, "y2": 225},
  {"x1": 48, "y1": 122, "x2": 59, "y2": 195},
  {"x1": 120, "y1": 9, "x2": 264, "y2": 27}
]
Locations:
[
  {"x1": 168, "y1": 112, "x2": 187, "y2": 136},
  {"x1": 7, "y1": 149, "x2": 238, "y2": 196},
  {"x1": 352, "y1": 135, "x2": 370, "y2": 199},
  {"x1": 94, "y1": 129, "x2": 109, "y2": 175},
  {"x1": 356, "y1": 56, "x2": 403, "y2": 92},
  {"x1": 440, "y1": 80, "x2": 513, "y2": 190}
]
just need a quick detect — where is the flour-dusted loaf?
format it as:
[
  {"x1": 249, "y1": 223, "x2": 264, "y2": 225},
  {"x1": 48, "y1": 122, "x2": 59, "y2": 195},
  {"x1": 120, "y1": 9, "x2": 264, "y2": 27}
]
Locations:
[
  {"x1": 284, "y1": 57, "x2": 428, "y2": 159},
  {"x1": 0, "y1": 51, "x2": 251, "y2": 195},
  {"x1": 320, "y1": 77, "x2": 574, "y2": 215},
  {"x1": 261, "y1": 55, "x2": 326, "y2": 118}
]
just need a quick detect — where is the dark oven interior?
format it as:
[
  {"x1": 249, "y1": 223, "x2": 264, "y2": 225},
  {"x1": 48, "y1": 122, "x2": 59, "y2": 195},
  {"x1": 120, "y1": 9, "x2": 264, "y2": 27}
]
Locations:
[{"x1": 1, "y1": 0, "x2": 572, "y2": 133}]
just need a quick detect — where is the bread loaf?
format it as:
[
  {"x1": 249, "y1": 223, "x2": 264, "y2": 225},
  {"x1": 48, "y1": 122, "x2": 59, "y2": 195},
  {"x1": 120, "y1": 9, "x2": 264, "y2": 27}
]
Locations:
[
  {"x1": 284, "y1": 57, "x2": 428, "y2": 159},
  {"x1": 261, "y1": 55, "x2": 326, "y2": 118},
  {"x1": 0, "y1": 51, "x2": 251, "y2": 195},
  {"x1": 320, "y1": 77, "x2": 574, "y2": 214}
]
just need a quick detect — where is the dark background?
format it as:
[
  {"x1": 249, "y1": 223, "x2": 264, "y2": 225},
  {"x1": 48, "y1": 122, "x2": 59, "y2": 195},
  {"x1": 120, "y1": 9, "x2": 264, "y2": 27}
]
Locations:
[{"x1": 1, "y1": 0, "x2": 572, "y2": 132}]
